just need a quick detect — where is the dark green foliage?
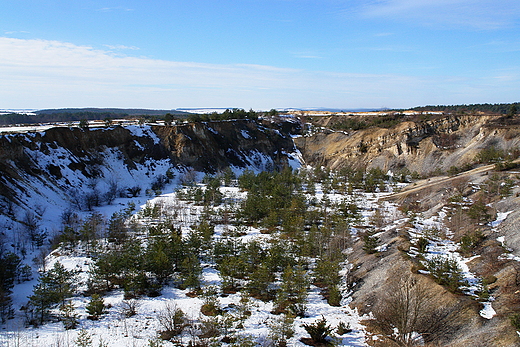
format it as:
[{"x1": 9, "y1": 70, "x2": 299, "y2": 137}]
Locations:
[
  {"x1": 86, "y1": 294, "x2": 107, "y2": 320},
  {"x1": 188, "y1": 108, "x2": 259, "y2": 122},
  {"x1": 336, "y1": 321, "x2": 352, "y2": 335},
  {"x1": 29, "y1": 262, "x2": 78, "y2": 324},
  {"x1": 0, "y1": 251, "x2": 22, "y2": 319},
  {"x1": 158, "y1": 303, "x2": 187, "y2": 339},
  {"x1": 326, "y1": 285, "x2": 342, "y2": 307},
  {"x1": 362, "y1": 229, "x2": 379, "y2": 254},
  {"x1": 200, "y1": 286, "x2": 222, "y2": 316},
  {"x1": 78, "y1": 119, "x2": 89, "y2": 129},
  {"x1": 301, "y1": 316, "x2": 334, "y2": 345},
  {"x1": 267, "y1": 314, "x2": 295, "y2": 346},
  {"x1": 107, "y1": 212, "x2": 128, "y2": 245},
  {"x1": 510, "y1": 313, "x2": 520, "y2": 330},
  {"x1": 247, "y1": 262, "x2": 275, "y2": 301},
  {"x1": 494, "y1": 160, "x2": 520, "y2": 171},
  {"x1": 0, "y1": 109, "x2": 178, "y2": 126},
  {"x1": 274, "y1": 265, "x2": 309, "y2": 317},
  {"x1": 89, "y1": 239, "x2": 144, "y2": 293},
  {"x1": 238, "y1": 167, "x2": 302, "y2": 225},
  {"x1": 485, "y1": 173, "x2": 516, "y2": 197},
  {"x1": 164, "y1": 113, "x2": 174, "y2": 126},
  {"x1": 475, "y1": 146, "x2": 509, "y2": 164},
  {"x1": 466, "y1": 200, "x2": 492, "y2": 225},
  {"x1": 425, "y1": 256, "x2": 466, "y2": 293},
  {"x1": 313, "y1": 257, "x2": 340, "y2": 283},
  {"x1": 364, "y1": 168, "x2": 389, "y2": 192},
  {"x1": 60, "y1": 301, "x2": 79, "y2": 329},
  {"x1": 178, "y1": 253, "x2": 202, "y2": 290},
  {"x1": 459, "y1": 229, "x2": 485, "y2": 253},
  {"x1": 203, "y1": 177, "x2": 223, "y2": 205},
  {"x1": 409, "y1": 102, "x2": 520, "y2": 115},
  {"x1": 416, "y1": 237, "x2": 429, "y2": 253}
]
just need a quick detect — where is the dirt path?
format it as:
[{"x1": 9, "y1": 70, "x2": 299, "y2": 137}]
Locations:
[{"x1": 381, "y1": 163, "x2": 498, "y2": 201}]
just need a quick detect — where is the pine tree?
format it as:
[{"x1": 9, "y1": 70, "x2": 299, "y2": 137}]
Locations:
[
  {"x1": 75, "y1": 329, "x2": 93, "y2": 347},
  {"x1": 145, "y1": 240, "x2": 174, "y2": 284},
  {"x1": 274, "y1": 265, "x2": 309, "y2": 317},
  {"x1": 179, "y1": 253, "x2": 202, "y2": 290},
  {"x1": 86, "y1": 294, "x2": 107, "y2": 320},
  {"x1": 362, "y1": 229, "x2": 379, "y2": 254},
  {"x1": 0, "y1": 251, "x2": 21, "y2": 322},
  {"x1": 29, "y1": 261, "x2": 78, "y2": 324},
  {"x1": 60, "y1": 300, "x2": 79, "y2": 329}
]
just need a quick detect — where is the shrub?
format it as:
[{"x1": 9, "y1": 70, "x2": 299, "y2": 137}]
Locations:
[
  {"x1": 362, "y1": 229, "x2": 379, "y2": 254},
  {"x1": 86, "y1": 294, "x2": 107, "y2": 320},
  {"x1": 267, "y1": 314, "x2": 295, "y2": 347},
  {"x1": 158, "y1": 302, "x2": 187, "y2": 339},
  {"x1": 301, "y1": 316, "x2": 334, "y2": 345},
  {"x1": 425, "y1": 256, "x2": 466, "y2": 293},
  {"x1": 416, "y1": 237, "x2": 429, "y2": 253},
  {"x1": 336, "y1": 321, "x2": 352, "y2": 335},
  {"x1": 510, "y1": 313, "x2": 520, "y2": 330},
  {"x1": 475, "y1": 146, "x2": 505, "y2": 164},
  {"x1": 459, "y1": 229, "x2": 484, "y2": 253},
  {"x1": 120, "y1": 299, "x2": 139, "y2": 318}
]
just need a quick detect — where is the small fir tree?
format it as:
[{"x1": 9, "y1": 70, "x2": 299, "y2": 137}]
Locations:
[{"x1": 86, "y1": 294, "x2": 107, "y2": 320}]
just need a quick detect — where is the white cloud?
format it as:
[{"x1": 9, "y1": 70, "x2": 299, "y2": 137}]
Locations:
[
  {"x1": 360, "y1": 0, "x2": 520, "y2": 30},
  {"x1": 0, "y1": 37, "x2": 517, "y2": 109},
  {"x1": 96, "y1": 7, "x2": 134, "y2": 12},
  {"x1": 103, "y1": 44, "x2": 140, "y2": 51}
]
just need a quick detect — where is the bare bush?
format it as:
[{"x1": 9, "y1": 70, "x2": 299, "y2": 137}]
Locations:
[
  {"x1": 120, "y1": 299, "x2": 140, "y2": 318},
  {"x1": 373, "y1": 270, "x2": 469, "y2": 346},
  {"x1": 157, "y1": 302, "x2": 187, "y2": 340}
]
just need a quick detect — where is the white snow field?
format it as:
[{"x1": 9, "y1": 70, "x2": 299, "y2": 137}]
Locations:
[{"x1": 1, "y1": 181, "x2": 379, "y2": 347}]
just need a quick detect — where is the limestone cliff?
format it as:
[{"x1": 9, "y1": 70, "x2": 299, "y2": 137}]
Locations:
[
  {"x1": 295, "y1": 115, "x2": 520, "y2": 175},
  {"x1": 0, "y1": 120, "x2": 298, "y2": 223}
]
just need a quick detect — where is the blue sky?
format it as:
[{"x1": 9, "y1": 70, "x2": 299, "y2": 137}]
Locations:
[{"x1": 1, "y1": 0, "x2": 519, "y2": 110}]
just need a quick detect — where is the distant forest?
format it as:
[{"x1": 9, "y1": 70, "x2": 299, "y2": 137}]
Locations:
[
  {"x1": 0, "y1": 108, "x2": 269, "y2": 126},
  {"x1": 408, "y1": 102, "x2": 520, "y2": 114},
  {"x1": 1, "y1": 103, "x2": 519, "y2": 126},
  {"x1": 0, "y1": 108, "x2": 189, "y2": 126}
]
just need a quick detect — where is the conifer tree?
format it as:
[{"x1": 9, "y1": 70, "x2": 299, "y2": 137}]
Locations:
[
  {"x1": 274, "y1": 265, "x2": 309, "y2": 317},
  {"x1": 60, "y1": 300, "x2": 79, "y2": 329},
  {"x1": 86, "y1": 294, "x2": 107, "y2": 320},
  {"x1": 29, "y1": 262, "x2": 78, "y2": 324}
]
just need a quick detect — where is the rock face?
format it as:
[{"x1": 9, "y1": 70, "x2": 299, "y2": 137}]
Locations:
[
  {"x1": 0, "y1": 120, "x2": 299, "y2": 221},
  {"x1": 295, "y1": 115, "x2": 520, "y2": 174},
  {"x1": 153, "y1": 120, "x2": 296, "y2": 171}
]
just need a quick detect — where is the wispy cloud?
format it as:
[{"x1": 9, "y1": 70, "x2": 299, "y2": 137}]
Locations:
[
  {"x1": 291, "y1": 51, "x2": 324, "y2": 59},
  {"x1": 374, "y1": 32, "x2": 394, "y2": 37},
  {"x1": 360, "y1": 0, "x2": 520, "y2": 30},
  {"x1": 0, "y1": 37, "x2": 517, "y2": 109},
  {"x1": 103, "y1": 44, "x2": 140, "y2": 51},
  {"x1": 4, "y1": 30, "x2": 30, "y2": 35},
  {"x1": 96, "y1": 7, "x2": 134, "y2": 12}
]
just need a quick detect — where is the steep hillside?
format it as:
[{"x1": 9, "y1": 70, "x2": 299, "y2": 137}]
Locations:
[
  {"x1": 292, "y1": 114, "x2": 520, "y2": 346},
  {"x1": 0, "y1": 120, "x2": 299, "y2": 229},
  {"x1": 2, "y1": 114, "x2": 520, "y2": 346},
  {"x1": 295, "y1": 114, "x2": 520, "y2": 175}
]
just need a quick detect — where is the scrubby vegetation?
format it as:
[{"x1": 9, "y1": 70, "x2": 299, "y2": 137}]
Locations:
[{"x1": 4, "y1": 112, "x2": 520, "y2": 345}]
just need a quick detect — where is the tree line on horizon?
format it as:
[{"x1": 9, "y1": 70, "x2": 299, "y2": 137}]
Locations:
[{"x1": 408, "y1": 102, "x2": 519, "y2": 115}]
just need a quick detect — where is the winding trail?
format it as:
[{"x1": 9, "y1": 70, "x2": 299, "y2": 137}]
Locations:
[{"x1": 381, "y1": 163, "x2": 501, "y2": 201}]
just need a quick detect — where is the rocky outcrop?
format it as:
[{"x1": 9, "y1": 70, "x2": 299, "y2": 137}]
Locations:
[
  {"x1": 295, "y1": 115, "x2": 520, "y2": 175},
  {"x1": 153, "y1": 120, "x2": 296, "y2": 171},
  {"x1": 0, "y1": 120, "x2": 299, "y2": 220}
]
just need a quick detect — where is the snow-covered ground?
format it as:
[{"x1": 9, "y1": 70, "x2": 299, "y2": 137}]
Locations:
[
  {"x1": 1, "y1": 155, "x2": 516, "y2": 346},
  {"x1": 405, "y1": 205, "x2": 515, "y2": 320},
  {"x1": 1, "y1": 182, "x2": 380, "y2": 347}
]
